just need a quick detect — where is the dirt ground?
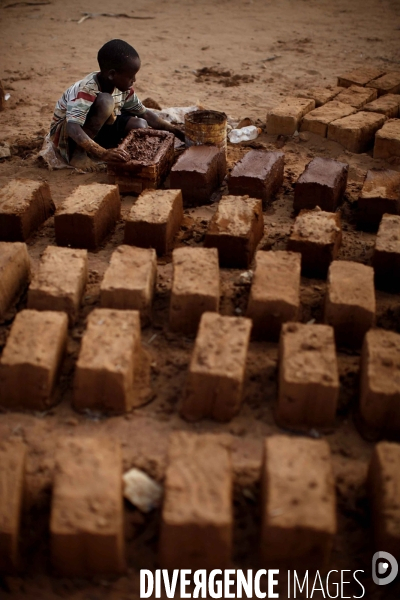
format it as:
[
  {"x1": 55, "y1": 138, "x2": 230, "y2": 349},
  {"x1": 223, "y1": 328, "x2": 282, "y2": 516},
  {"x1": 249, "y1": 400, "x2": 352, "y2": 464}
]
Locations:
[{"x1": 1, "y1": 0, "x2": 400, "y2": 598}]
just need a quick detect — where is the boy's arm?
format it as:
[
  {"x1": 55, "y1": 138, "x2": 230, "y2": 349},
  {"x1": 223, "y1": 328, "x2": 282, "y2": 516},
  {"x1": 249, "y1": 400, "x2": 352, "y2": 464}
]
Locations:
[
  {"x1": 142, "y1": 109, "x2": 186, "y2": 142},
  {"x1": 66, "y1": 122, "x2": 129, "y2": 162}
]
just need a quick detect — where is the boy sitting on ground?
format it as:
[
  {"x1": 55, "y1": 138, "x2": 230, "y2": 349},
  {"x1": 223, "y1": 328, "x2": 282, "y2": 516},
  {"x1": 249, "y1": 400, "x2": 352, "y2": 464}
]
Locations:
[{"x1": 49, "y1": 38, "x2": 185, "y2": 170}]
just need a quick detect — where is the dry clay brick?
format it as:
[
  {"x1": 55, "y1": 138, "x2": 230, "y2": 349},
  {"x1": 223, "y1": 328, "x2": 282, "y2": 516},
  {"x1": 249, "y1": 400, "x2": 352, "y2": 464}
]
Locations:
[
  {"x1": 287, "y1": 208, "x2": 342, "y2": 277},
  {"x1": 160, "y1": 432, "x2": 232, "y2": 570},
  {"x1": 294, "y1": 157, "x2": 349, "y2": 212},
  {"x1": 300, "y1": 101, "x2": 356, "y2": 137},
  {"x1": 368, "y1": 71, "x2": 400, "y2": 96},
  {"x1": 227, "y1": 150, "x2": 284, "y2": 208},
  {"x1": 368, "y1": 442, "x2": 400, "y2": 555},
  {"x1": 170, "y1": 145, "x2": 225, "y2": 206},
  {"x1": 124, "y1": 188, "x2": 183, "y2": 255},
  {"x1": 373, "y1": 214, "x2": 400, "y2": 291},
  {"x1": 363, "y1": 94, "x2": 400, "y2": 118},
  {"x1": 0, "y1": 440, "x2": 26, "y2": 572},
  {"x1": 0, "y1": 242, "x2": 30, "y2": 321},
  {"x1": 246, "y1": 250, "x2": 301, "y2": 341},
  {"x1": 277, "y1": 323, "x2": 339, "y2": 429},
  {"x1": 55, "y1": 183, "x2": 120, "y2": 250},
  {"x1": 100, "y1": 245, "x2": 157, "y2": 324},
  {"x1": 27, "y1": 246, "x2": 87, "y2": 325},
  {"x1": 335, "y1": 85, "x2": 377, "y2": 108},
  {"x1": 267, "y1": 97, "x2": 315, "y2": 135},
  {"x1": 181, "y1": 312, "x2": 252, "y2": 421},
  {"x1": 261, "y1": 435, "x2": 336, "y2": 568},
  {"x1": 51, "y1": 436, "x2": 125, "y2": 576},
  {"x1": 324, "y1": 260, "x2": 375, "y2": 348},
  {"x1": 74, "y1": 309, "x2": 149, "y2": 413},
  {"x1": 169, "y1": 247, "x2": 219, "y2": 334},
  {"x1": 0, "y1": 179, "x2": 55, "y2": 242},
  {"x1": 358, "y1": 169, "x2": 400, "y2": 229},
  {"x1": 0, "y1": 310, "x2": 67, "y2": 410},
  {"x1": 337, "y1": 67, "x2": 385, "y2": 88},
  {"x1": 374, "y1": 119, "x2": 400, "y2": 159},
  {"x1": 295, "y1": 86, "x2": 343, "y2": 108},
  {"x1": 327, "y1": 111, "x2": 386, "y2": 153},
  {"x1": 360, "y1": 329, "x2": 400, "y2": 434},
  {"x1": 205, "y1": 195, "x2": 264, "y2": 268}
]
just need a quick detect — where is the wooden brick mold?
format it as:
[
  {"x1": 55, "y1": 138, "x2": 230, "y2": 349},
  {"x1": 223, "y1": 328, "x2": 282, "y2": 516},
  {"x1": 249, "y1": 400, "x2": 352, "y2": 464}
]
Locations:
[
  {"x1": 0, "y1": 241, "x2": 30, "y2": 321},
  {"x1": 277, "y1": 322, "x2": 339, "y2": 430},
  {"x1": 50, "y1": 436, "x2": 125, "y2": 576},
  {"x1": 0, "y1": 179, "x2": 55, "y2": 242},
  {"x1": 181, "y1": 312, "x2": 252, "y2": 421},
  {"x1": 54, "y1": 183, "x2": 120, "y2": 250},
  {"x1": 159, "y1": 432, "x2": 233, "y2": 570},
  {"x1": 261, "y1": 435, "x2": 336, "y2": 569},
  {"x1": 0, "y1": 310, "x2": 68, "y2": 410},
  {"x1": 108, "y1": 129, "x2": 175, "y2": 194}
]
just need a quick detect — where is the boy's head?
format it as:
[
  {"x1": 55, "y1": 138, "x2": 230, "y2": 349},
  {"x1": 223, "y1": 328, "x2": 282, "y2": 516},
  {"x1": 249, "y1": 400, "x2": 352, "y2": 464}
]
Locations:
[{"x1": 97, "y1": 39, "x2": 140, "y2": 92}]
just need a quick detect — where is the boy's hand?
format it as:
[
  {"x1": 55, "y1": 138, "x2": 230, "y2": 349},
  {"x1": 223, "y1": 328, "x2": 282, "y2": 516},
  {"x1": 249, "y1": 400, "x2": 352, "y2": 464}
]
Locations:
[
  {"x1": 103, "y1": 148, "x2": 130, "y2": 163},
  {"x1": 171, "y1": 127, "x2": 186, "y2": 143}
]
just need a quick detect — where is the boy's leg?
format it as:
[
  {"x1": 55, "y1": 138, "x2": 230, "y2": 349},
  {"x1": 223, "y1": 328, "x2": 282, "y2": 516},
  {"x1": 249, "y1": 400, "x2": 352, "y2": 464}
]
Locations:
[
  {"x1": 70, "y1": 93, "x2": 114, "y2": 169},
  {"x1": 124, "y1": 116, "x2": 148, "y2": 134}
]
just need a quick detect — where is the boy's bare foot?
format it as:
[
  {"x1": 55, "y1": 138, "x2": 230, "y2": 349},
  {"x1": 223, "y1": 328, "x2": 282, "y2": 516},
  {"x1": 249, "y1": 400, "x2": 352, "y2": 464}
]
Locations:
[{"x1": 70, "y1": 149, "x2": 106, "y2": 172}]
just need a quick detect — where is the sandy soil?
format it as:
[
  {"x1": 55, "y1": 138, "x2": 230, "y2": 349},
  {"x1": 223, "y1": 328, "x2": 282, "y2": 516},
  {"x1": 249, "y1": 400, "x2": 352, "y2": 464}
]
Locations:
[{"x1": 1, "y1": 0, "x2": 400, "y2": 598}]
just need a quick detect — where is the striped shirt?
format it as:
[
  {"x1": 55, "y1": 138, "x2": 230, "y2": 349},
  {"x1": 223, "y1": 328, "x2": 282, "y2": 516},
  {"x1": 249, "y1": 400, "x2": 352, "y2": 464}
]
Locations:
[{"x1": 51, "y1": 71, "x2": 146, "y2": 132}]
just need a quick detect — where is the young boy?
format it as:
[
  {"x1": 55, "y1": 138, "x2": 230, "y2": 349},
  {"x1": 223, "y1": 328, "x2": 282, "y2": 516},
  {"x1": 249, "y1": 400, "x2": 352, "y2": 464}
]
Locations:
[{"x1": 50, "y1": 39, "x2": 185, "y2": 170}]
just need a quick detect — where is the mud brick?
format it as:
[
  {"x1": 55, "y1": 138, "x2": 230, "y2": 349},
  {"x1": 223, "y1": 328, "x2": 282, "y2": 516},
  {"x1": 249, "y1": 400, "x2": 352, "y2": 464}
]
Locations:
[
  {"x1": 374, "y1": 119, "x2": 400, "y2": 159},
  {"x1": 170, "y1": 145, "x2": 225, "y2": 206},
  {"x1": 373, "y1": 214, "x2": 400, "y2": 291},
  {"x1": 100, "y1": 246, "x2": 157, "y2": 324},
  {"x1": 324, "y1": 260, "x2": 375, "y2": 347},
  {"x1": 181, "y1": 312, "x2": 252, "y2": 421},
  {"x1": 124, "y1": 189, "x2": 183, "y2": 255},
  {"x1": 0, "y1": 242, "x2": 30, "y2": 320},
  {"x1": 363, "y1": 94, "x2": 400, "y2": 118},
  {"x1": 294, "y1": 157, "x2": 349, "y2": 212},
  {"x1": 0, "y1": 310, "x2": 68, "y2": 410},
  {"x1": 54, "y1": 183, "x2": 120, "y2": 250},
  {"x1": 266, "y1": 97, "x2": 315, "y2": 135},
  {"x1": 261, "y1": 435, "x2": 336, "y2": 568},
  {"x1": 327, "y1": 111, "x2": 386, "y2": 153},
  {"x1": 335, "y1": 85, "x2": 377, "y2": 109},
  {"x1": 358, "y1": 169, "x2": 400, "y2": 229},
  {"x1": 368, "y1": 442, "x2": 400, "y2": 555},
  {"x1": 227, "y1": 150, "x2": 284, "y2": 208},
  {"x1": 277, "y1": 323, "x2": 339, "y2": 429},
  {"x1": 0, "y1": 440, "x2": 26, "y2": 572},
  {"x1": 0, "y1": 179, "x2": 55, "y2": 242},
  {"x1": 246, "y1": 250, "x2": 301, "y2": 341},
  {"x1": 368, "y1": 71, "x2": 400, "y2": 96},
  {"x1": 27, "y1": 246, "x2": 87, "y2": 325},
  {"x1": 170, "y1": 247, "x2": 219, "y2": 334},
  {"x1": 360, "y1": 330, "x2": 400, "y2": 434},
  {"x1": 160, "y1": 432, "x2": 232, "y2": 570},
  {"x1": 295, "y1": 86, "x2": 343, "y2": 108},
  {"x1": 337, "y1": 67, "x2": 385, "y2": 88},
  {"x1": 74, "y1": 308, "x2": 148, "y2": 412},
  {"x1": 287, "y1": 208, "x2": 342, "y2": 277},
  {"x1": 204, "y1": 195, "x2": 264, "y2": 268},
  {"x1": 300, "y1": 101, "x2": 356, "y2": 137},
  {"x1": 51, "y1": 436, "x2": 125, "y2": 576}
]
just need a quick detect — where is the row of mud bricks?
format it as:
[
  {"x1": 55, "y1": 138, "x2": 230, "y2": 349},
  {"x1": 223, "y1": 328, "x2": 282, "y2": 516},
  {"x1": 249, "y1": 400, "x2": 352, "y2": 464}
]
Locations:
[
  {"x1": 266, "y1": 67, "x2": 400, "y2": 156},
  {"x1": 1, "y1": 238, "x2": 399, "y2": 432},
  {"x1": 0, "y1": 432, "x2": 399, "y2": 575}
]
